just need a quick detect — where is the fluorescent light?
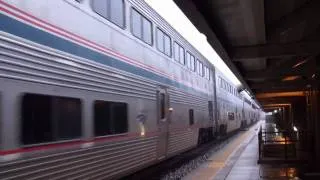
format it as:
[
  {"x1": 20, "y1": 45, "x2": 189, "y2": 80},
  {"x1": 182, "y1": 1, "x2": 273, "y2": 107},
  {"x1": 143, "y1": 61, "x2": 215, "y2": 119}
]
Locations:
[
  {"x1": 282, "y1": 76, "x2": 300, "y2": 81},
  {"x1": 145, "y1": 0, "x2": 241, "y2": 87},
  {"x1": 292, "y1": 59, "x2": 308, "y2": 68}
]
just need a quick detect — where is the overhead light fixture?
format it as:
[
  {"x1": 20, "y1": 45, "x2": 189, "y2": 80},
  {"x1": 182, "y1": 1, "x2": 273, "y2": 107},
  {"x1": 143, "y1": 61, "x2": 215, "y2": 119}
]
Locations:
[
  {"x1": 282, "y1": 76, "x2": 300, "y2": 81},
  {"x1": 293, "y1": 126, "x2": 298, "y2": 132},
  {"x1": 312, "y1": 74, "x2": 316, "y2": 79},
  {"x1": 292, "y1": 59, "x2": 308, "y2": 68},
  {"x1": 274, "y1": 110, "x2": 278, "y2": 113}
]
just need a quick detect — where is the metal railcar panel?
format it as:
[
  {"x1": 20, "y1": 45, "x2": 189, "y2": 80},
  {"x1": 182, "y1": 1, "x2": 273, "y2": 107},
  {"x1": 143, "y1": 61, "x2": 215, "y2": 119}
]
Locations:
[{"x1": 0, "y1": 137, "x2": 158, "y2": 180}]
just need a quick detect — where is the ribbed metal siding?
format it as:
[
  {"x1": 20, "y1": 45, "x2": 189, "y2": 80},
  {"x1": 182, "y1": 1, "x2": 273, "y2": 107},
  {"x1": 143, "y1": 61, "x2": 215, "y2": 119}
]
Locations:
[
  {"x1": 0, "y1": 33, "x2": 157, "y2": 100},
  {"x1": 169, "y1": 89, "x2": 208, "y2": 110},
  {"x1": 0, "y1": 137, "x2": 158, "y2": 180},
  {"x1": 167, "y1": 129, "x2": 197, "y2": 155}
]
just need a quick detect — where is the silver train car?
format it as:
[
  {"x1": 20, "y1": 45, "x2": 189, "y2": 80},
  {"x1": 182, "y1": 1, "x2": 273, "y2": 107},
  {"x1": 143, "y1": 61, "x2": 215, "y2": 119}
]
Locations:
[{"x1": 0, "y1": 0, "x2": 261, "y2": 179}]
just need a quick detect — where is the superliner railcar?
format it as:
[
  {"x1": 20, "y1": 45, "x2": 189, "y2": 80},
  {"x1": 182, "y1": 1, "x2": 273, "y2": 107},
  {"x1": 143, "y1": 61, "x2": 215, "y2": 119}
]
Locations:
[{"x1": 0, "y1": 0, "x2": 260, "y2": 179}]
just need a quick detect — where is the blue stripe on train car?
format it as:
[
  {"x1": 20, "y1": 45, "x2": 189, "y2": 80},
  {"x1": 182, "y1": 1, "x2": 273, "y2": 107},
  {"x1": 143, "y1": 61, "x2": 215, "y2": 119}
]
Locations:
[{"x1": 0, "y1": 13, "x2": 209, "y2": 97}]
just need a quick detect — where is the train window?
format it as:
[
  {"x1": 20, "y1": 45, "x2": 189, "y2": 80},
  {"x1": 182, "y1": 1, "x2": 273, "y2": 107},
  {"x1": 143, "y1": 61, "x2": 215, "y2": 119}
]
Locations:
[
  {"x1": 204, "y1": 66, "x2": 210, "y2": 80},
  {"x1": 190, "y1": 55, "x2": 195, "y2": 71},
  {"x1": 174, "y1": 43, "x2": 179, "y2": 62},
  {"x1": 228, "y1": 112, "x2": 235, "y2": 120},
  {"x1": 173, "y1": 42, "x2": 185, "y2": 64},
  {"x1": 186, "y1": 52, "x2": 190, "y2": 68},
  {"x1": 132, "y1": 9, "x2": 142, "y2": 38},
  {"x1": 21, "y1": 94, "x2": 82, "y2": 145},
  {"x1": 179, "y1": 45, "x2": 185, "y2": 64},
  {"x1": 92, "y1": 0, "x2": 125, "y2": 28},
  {"x1": 160, "y1": 93, "x2": 165, "y2": 119},
  {"x1": 92, "y1": 0, "x2": 108, "y2": 19},
  {"x1": 143, "y1": 18, "x2": 152, "y2": 45},
  {"x1": 189, "y1": 109, "x2": 194, "y2": 125},
  {"x1": 94, "y1": 100, "x2": 128, "y2": 136},
  {"x1": 196, "y1": 60, "x2": 200, "y2": 74},
  {"x1": 186, "y1": 52, "x2": 196, "y2": 71},
  {"x1": 131, "y1": 8, "x2": 152, "y2": 45},
  {"x1": 157, "y1": 29, "x2": 164, "y2": 52},
  {"x1": 197, "y1": 60, "x2": 203, "y2": 76},
  {"x1": 164, "y1": 35, "x2": 171, "y2": 56},
  {"x1": 156, "y1": 28, "x2": 171, "y2": 57}
]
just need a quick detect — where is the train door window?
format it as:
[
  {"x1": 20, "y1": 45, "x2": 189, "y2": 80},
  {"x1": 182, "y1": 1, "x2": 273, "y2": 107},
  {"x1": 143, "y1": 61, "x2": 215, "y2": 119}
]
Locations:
[
  {"x1": 131, "y1": 8, "x2": 152, "y2": 45},
  {"x1": 92, "y1": 0, "x2": 125, "y2": 28},
  {"x1": 160, "y1": 93, "x2": 165, "y2": 119},
  {"x1": 21, "y1": 94, "x2": 82, "y2": 145},
  {"x1": 189, "y1": 109, "x2": 194, "y2": 125},
  {"x1": 156, "y1": 28, "x2": 171, "y2": 57},
  {"x1": 94, "y1": 100, "x2": 128, "y2": 136}
]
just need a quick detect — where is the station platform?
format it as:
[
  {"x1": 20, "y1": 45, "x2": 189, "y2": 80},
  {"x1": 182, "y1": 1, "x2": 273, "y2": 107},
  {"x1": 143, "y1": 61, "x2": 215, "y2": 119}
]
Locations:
[{"x1": 183, "y1": 121, "x2": 301, "y2": 180}]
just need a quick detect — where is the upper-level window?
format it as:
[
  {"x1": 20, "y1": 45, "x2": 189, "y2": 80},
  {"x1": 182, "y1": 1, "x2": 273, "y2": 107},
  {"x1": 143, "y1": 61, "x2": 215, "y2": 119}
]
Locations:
[
  {"x1": 174, "y1": 42, "x2": 185, "y2": 64},
  {"x1": 92, "y1": 0, "x2": 125, "y2": 28},
  {"x1": 204, "y1": 66, "x2": 210, "y2": 80},
  {"x1": 186, "y1": 52, "x2": 195, "y2": 71},
  {"x1": 131, "y1": 8, "x2": 152, "y2": 45},
  {"x1": 156, "y1": 28, "x2": 171, "y2": 57},
  {"x1": 197, "y1": 60, "x2": 203, "y2": 76}
]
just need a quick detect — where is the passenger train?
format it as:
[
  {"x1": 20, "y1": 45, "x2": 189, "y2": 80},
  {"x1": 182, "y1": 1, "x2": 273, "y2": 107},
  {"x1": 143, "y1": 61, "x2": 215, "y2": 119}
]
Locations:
[{"x1": 0, "y1": 0, "x2": 261, "y2": 179}]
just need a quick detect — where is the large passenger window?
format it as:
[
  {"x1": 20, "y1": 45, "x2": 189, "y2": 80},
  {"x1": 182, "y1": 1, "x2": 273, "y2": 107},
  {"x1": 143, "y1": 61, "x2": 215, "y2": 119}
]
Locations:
[
  {"x1": 156, "y1": 28, "x2": 172, "y2": 57},
  {"x1": 21, "y1": 94, "x2": 82, "y2": 145},
  {"x1": 92, "y1": 0, "x2": 125, "y2": 28},
  {"x1": 94, "y1": 100, "x2": 128, "y2": 136},
  {"x1": 131, "y1": 9, "x2": 152, "y2": 45},
  {"x1": 174, "y1": 42, "x2": 185, "y2": 64}
]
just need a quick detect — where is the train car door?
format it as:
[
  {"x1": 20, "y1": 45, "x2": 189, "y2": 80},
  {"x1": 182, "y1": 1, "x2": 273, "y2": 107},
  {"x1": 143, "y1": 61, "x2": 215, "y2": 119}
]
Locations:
[{"x1": 157, "y1": 88, "x2": 169, "y2": 160}]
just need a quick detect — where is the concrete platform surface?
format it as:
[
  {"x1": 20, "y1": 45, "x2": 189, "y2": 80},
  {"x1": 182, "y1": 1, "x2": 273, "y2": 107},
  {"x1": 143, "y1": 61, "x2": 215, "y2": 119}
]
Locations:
[{"x1": 183, "y1": 121, "x2": 301, "y2": 180}]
